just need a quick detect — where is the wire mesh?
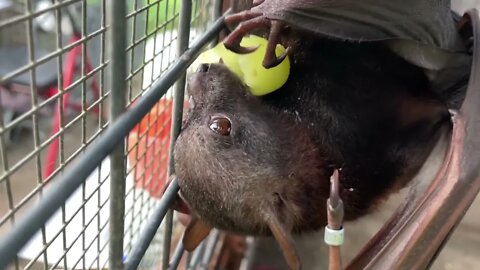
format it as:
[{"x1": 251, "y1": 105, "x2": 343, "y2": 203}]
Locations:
[{"x1": 0, "y1": 0, "x2": 225, "y2": 269}]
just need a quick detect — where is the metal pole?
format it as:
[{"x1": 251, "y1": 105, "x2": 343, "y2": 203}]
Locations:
[
  {"x1": 163, "y1": 0, "x2": 192, "y2": 269},
  {"x1": 108, "y1": 0, "x2": 127, "y2": 269},
  {"x1": 200, "y1": 230, "x2": 221, "y2": 269},
  {"x1": 167, "y1": 239, "x2": 186, "y2": 270},
  {"x1": 211, "y1": 0, "x2": 224, "y2": 46}
]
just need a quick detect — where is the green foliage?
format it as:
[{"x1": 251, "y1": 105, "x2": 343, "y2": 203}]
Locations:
[
  {"x1": 144, "y1": 0, "x2": 181, "y2": 34},
  {"x1": 86, "y1": 0, "x2": 204, "y2": 34},
  {"x1": 86, "y1": 0, "x2": 101, "y2": 5}
]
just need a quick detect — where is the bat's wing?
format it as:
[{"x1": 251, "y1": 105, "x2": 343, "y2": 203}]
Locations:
[
  {"x1": 225, "y1": 0, "x2": 472, "y2": 96},
  {"x1": 273, "y1": 0, "x2": 463, "y2": 53},
  {"x1": 345, "y1": 8, "x2": 480, "y2": 269},
  {"x1": 265, "y1": 0, "x2": 473, "y2": 103}
]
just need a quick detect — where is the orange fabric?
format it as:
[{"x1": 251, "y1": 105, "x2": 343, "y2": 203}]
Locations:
[{"x1": 127, "y1": 98, "x2": 187, "y2": 198}]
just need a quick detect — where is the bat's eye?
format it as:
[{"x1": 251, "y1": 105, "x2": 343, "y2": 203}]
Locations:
[{"x1": 209, "y1": 116, "x2": 231, "y2": 136}]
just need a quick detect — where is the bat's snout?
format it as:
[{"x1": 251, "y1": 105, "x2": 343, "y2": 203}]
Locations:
[{"x1": 196, "y1": 63, "x2": 211, "y2": 73}]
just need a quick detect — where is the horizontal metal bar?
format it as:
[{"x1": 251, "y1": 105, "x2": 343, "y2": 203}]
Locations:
[
  {"x1": 125, "y1": 0, "x2": 162, "y2": 19},
  {"x1": 0, "y1": 107, "x2": 105, "y2": 185},
  {"x1": 45, "y1": 197, "x2": 110, "y2": 269},
  {"x1": 0, "y1": 62, "x2": 109, "y2": 135},
  {"x1": 70, "y1": 217, "x2": 110, "y2": 270},
  {"x1": 125, "y1": 15, "x2": 178, "y2": 52},
  {"x1": 0, "y1": 27, "x2": 108, "y2": 84},
  {"x1": 0, "y1": 0, "x2": 82, "y2": 29},
  {"x1": 0, "y1": 13, "x2": 226, "y2": 269}
]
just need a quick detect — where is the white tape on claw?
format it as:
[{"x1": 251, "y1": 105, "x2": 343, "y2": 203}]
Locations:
[{"x1": 324, "y1": 226, "x2": 345, "y2": 246}]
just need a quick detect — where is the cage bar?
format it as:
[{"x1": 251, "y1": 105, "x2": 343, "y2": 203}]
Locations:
[
  {"x1": 107, "y1": 0, "x2": 128, "y2": 269},
  {"x1": 0, "y1": 4, "x2": 226, "y2": 269}
]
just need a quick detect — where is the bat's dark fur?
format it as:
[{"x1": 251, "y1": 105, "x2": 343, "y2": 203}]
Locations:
[{"x1": 173, "y1": 30, "x2": 452, "y2": 236}]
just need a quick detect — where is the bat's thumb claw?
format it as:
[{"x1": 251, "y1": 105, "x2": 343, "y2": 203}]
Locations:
[
  {"x1": 225, "y1": 43, "x2": 259, "y2": 54},
  {"x1": 263, "y1": 46, "x2": 291, "y2": 69}
]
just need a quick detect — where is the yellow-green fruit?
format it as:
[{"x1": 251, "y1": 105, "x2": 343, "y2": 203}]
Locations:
[
  {"x1": 237, "y1": 35, "x2": 290, "y2": 96},
  {"x1": 210, "y1": 43, "x2": 244, "y2": 79},
  {"x1": 190, "y1": 35, "x2": 290, "y2": 96},
  {"x1": 190, "y1": 42, "x2": 243, "y2": 79}
]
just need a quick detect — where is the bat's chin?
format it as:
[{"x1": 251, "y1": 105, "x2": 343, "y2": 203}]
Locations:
[{"x1": 179, "y1": 192, "x2": 270, "y2": 235}]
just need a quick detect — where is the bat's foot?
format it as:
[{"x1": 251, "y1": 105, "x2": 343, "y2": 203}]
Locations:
[
  {"x1": 224, "y1": 11, "x2": 291, "y2": 69},
  {"x1": 224, "y1": 12, "x2": 266, "y2": 54}
]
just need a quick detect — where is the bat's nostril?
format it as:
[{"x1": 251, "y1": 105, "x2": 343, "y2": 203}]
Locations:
[{"x1": 197, "y1": 63, "x2": 210, "y2": 73}]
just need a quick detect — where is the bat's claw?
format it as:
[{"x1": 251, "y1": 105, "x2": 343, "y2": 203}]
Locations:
[
  {"x1": 224, "y1": 42, "x2": 259, "y2": 54},
  {"x1": 261, "y1": 20, "x2": 290, "y2": 68},
  {"x1": 223, "y1": 13, "x2": 269, "y2": 56},
  {"x1": 224, "y1": 10, "x2": 290, "y2": 69},
  {"x1": 263, "y1": 46, "x2": 291, "y2": 68}
]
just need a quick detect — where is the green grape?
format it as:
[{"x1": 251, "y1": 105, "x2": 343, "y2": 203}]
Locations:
[
  {"x1": 190, "y1": 35, "x2": 290, "y2": 96},
  {"x1": 237, "y1": 35, "x2": 290, "y2": 96}
]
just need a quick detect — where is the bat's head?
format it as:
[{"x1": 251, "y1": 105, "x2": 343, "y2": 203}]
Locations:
[{"x1": 174, "y1": 63, "x2": 331, "y2": 236}]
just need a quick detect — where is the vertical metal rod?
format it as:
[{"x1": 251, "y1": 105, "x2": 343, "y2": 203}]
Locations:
[
  {"x1": 98, "y1": 0, "x2": 107, "y2": 264},
  {"x1": 108, "y1": 0, "x2": 128, "y2": 269},
  {"x1": 167, "y1": 240, "x2": 185, "y2": 270},
  {"x1": 81, "y1": 1, "x2": 89, "y2": 269},
  {"x1": 25, "y1": 0, "x2": 47, "y2": 268},
  {"x1": 125, "y1": 0, "x2": 140, "y2": 255},
  {"x1": 186, "y1": 251, "x2": 193, "y2": 266},
  {"x1": 239, "y1": 237, "x2": 255, "y2": 270},
  {"x1": 45, "y1": 3, "x2": 65, "y2": 269},
  {"x1": 98, "y1": 0, "x2": 107, "y2": 265},
  {"x1": 200, "y1": 230, "x2": 220, "y2": 268},
  {"x1": 163, "y1": 0, "x2": 192, "y2": 269},
  {"x1": 188, "y1": 240, "x2": 206, "y2": 269},
  {"x1": 211, "y1": 0, "x2": 223, "y2": 46}
]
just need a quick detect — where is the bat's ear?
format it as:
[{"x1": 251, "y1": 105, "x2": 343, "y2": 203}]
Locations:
[
  {"x1": 182, "y1": 216, "x2": 213, "y2": 251},
  {"x1": 262, "y1": 205, "x2": 301, "y2": 270}
]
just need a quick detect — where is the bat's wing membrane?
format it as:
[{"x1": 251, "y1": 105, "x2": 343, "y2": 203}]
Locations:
[
  {"x1": 269, "y1": 0, "x2": 472, "y2": 99},
  {"x1": 274, "y1": 0, "x2": 462, "y2": 52},
  {"x1": 345, "y1": 9, "x2": 480, "y2": 269}
]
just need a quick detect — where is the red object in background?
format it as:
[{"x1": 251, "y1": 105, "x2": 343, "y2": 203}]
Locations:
[
  {"x1": 42, "y1": 34, "x2": 100, "y2": 180},
  {"x1": 127, "y1": 98, "x2": 188, "y2": 198}
]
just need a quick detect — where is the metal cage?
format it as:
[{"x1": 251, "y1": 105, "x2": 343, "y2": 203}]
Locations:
[{"x1": 0, "y1": 0, "x2": 246, "y2": 269}]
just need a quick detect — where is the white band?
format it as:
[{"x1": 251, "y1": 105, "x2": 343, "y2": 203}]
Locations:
[{"x1": 324, "y1": 226, "x2": 344, "y2": 246}]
